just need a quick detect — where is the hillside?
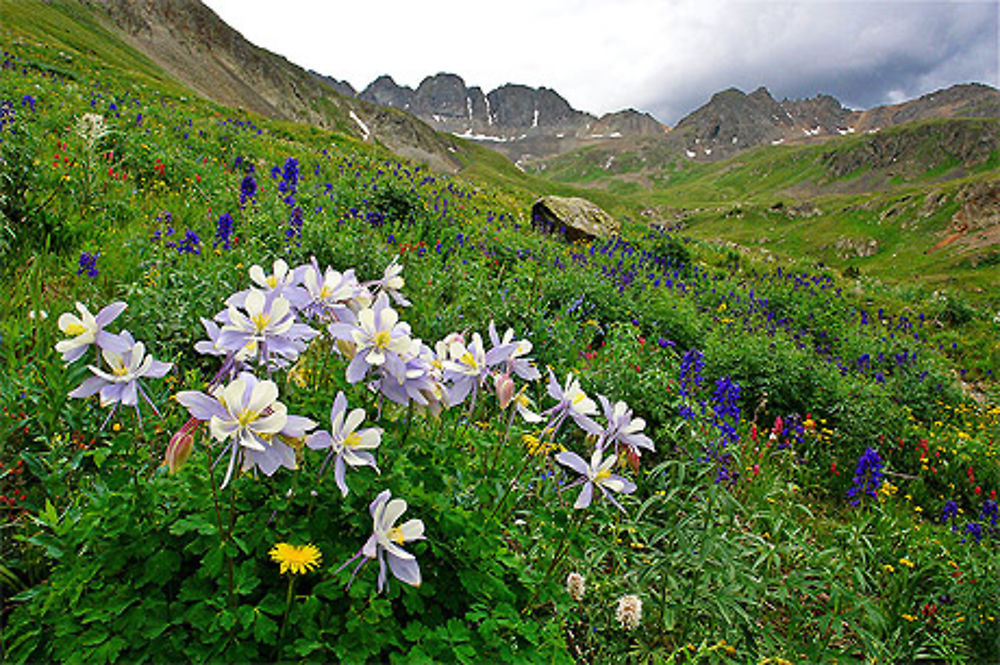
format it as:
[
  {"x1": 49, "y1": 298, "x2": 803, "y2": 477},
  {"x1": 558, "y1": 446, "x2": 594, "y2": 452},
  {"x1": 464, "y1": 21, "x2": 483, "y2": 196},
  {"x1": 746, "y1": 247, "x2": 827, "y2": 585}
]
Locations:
[{"x1": 67, "y1": 0, "x2": 491, "y2": 172}]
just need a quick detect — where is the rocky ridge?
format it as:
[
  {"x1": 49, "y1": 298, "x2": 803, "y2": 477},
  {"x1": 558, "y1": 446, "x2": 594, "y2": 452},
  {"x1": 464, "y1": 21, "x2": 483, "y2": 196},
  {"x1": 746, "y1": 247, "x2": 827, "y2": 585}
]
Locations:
[
  {"x1": 669, "y1": 83, "x2": 1000, "y2": 161},
  {"x1": 353, "y1": 72, "x2": 665, "y2": 164}
]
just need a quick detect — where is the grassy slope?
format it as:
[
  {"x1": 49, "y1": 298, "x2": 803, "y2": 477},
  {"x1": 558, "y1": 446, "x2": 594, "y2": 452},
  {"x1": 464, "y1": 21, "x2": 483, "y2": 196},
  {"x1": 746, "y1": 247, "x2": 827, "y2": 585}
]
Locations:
[{"x1": 529, "y1": 119, "x2": 1000, "y2": 303}]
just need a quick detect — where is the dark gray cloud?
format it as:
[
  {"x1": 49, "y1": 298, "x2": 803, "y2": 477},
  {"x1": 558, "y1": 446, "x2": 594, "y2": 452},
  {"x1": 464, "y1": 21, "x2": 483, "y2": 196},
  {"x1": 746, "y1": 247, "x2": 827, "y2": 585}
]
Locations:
[{"x1": 640, "y1": 2, "x2": 999, "y2": 123}]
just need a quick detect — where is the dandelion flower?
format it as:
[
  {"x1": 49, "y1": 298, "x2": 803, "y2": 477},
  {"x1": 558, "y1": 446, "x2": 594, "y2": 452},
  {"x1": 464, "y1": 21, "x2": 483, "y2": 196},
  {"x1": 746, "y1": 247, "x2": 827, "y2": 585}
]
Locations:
[{"x1": 269, "y1": 543, "x2": 322, "y2": 575}]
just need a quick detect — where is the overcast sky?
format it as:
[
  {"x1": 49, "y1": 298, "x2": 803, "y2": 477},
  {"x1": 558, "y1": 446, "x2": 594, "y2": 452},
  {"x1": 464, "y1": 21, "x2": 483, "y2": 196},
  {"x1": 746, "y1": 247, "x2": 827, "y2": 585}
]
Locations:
[{"x1": 202, "y1": 0, "x2": 999, "y2": 125}]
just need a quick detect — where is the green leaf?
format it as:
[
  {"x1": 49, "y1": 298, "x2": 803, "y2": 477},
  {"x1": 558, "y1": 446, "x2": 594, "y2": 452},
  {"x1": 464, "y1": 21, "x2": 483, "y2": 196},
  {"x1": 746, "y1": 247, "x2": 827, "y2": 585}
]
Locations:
[
  {"x1": 79, "y1": 626, "x2": 109, "y2": 647},
  {"x1": 253, "y1": 612, "x2": 278, "y2": 645},
  {"x1": 169, "y1": 514, "x2": 217, "y2": 536},
  {"x1": 292, "y1": 639, "x2": 324, "y2": 657}
]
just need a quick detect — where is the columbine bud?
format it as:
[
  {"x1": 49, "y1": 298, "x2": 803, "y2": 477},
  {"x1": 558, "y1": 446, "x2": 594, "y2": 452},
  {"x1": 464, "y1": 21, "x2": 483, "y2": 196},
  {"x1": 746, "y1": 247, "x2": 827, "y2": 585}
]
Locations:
[
  {"x1": 566, "y1": 572, "x2": 585, "y2": 602},
  {"x1": 495, "y1": 373, "x2": 515, "y2": 410},
  {"x1": 165, "y1": 417, "x2": 199, "y2": 474},
  {"x1": 615, "y1": 594, "x2": 642, "y2": 631}
]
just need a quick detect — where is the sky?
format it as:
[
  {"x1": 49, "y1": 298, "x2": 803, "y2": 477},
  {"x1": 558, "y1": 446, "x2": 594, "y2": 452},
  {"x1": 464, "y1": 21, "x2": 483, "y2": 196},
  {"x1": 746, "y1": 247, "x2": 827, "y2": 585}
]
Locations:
[{"x1": 201, "y1": 0, "x2": 999, "y2": 125}]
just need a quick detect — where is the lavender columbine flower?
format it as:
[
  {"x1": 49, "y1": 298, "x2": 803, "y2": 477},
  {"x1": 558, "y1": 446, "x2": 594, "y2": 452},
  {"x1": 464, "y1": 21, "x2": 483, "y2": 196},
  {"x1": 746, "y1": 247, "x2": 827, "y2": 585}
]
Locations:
[
  {"x1": 306, "y1": 392, "x2": 381, "y2": 496},
  {"x1": 56, "y1": 301, "x2": 130, "y2": 362},
  {"x1": 297, "y1": 259, "x2": 362, "y2": 320},
  {"x1": 218, "y1": 289, "x2": 317, "y2": 367},
  {"x1": 328, "y1": 293, "x2": 412, "y2": 384},
  {"x1": 374, "y1": 339, "x2": 441, "y2": 408},
  {"x1": 487, "y1": 321, "x2": 541, "y2": 381},
  {"x1": 441, "y1": 332, "x2": 516, "y2": 409},
  {"x1": 555, "y1": 448, "x2": 636, "y2": 513},
  {"x1": 338, "y1": 489, "x2": 425, "y2": 593},
  {"x1": 595, "y1": 395, "x2": 655, "y2": 457},
  {"x1": 178, "y1": 373, "x2": 314, "y2": 488},
  {"x1": 68, "y1": 330, "x2": 171, "y2": 425},
  {"x1": 542, "y1": 369, "x2": 600, "y2": 436}
]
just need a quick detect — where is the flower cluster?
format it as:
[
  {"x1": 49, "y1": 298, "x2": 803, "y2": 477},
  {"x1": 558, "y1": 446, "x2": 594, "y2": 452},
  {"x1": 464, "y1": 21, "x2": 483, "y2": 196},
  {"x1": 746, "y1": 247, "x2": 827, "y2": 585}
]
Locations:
[{"x1": 846, "y1": 447, "x2": 885, "y2": 507}]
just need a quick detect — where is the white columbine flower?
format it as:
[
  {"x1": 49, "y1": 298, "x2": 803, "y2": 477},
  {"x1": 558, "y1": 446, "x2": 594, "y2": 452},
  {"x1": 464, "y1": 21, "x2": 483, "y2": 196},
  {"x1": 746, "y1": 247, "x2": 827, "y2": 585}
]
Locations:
[
  {"x1": 329, "y1": 293, "x2": 412, "y2": 384},
  {"x1": 68, "y1": 330, "x2": 171, "y2": 425},
  {"x1": 596, "y1": 395, "x2": 655, "y2": 457},
  {"x1": 374, "y1": 257, "x2": 410, "y2": 307},
  {"x1": 306, "y1": 392, "x2": 381, "y2": 496},
  {"x1": 185, "y1": 372, "x2": 315, "y2": 488},
  {"x1": 338, "y1": 489, "x2": 425, "y2": 593},
  {"x1": 555, "y1": 447, "x2": 636, "y2": 513},
  {"x1": 56, "y1": 301, "x2": 130, "y2": 362}
]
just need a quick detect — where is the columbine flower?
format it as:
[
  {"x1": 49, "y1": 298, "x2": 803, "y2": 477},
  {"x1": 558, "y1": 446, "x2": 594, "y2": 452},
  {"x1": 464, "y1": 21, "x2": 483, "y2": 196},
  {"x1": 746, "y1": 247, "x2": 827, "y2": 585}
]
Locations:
[
  {"x1": 297, "y1": 258, "x2": 362, "y2": 320},
  {"x1": 615, "y1": 594, "x2": 642, "y2": 631},
  {"x1": 441, "y1": 332, "x2": 515, "y2": 409},
  {"x1": 566, "y1": 572, "x2": 586, "y2": 601},
  {"x1": 373, "y1": 256, "x2": 411, "y2": 307},
  {"x1": 338, "y1": 489, "x2": 425, "y2": 593},
  {"x1": 595, "y1": 395, "x2": 655, "y2": 457},
  {"x1": 373, "y1": 339, "x2": 442, "y2": 408},
  {"x1": 328, "y1": 293, "x2": 412, "y2": 384},
  {"x1": 165, "y1": 417, "x2": 199, "y2": 474},
  {"x1": 511, "y1": 385, "x2": 543, "y2": 423},
  {"x1": 269, "y1": 543, "x2": 322, "y2": 575},
  {"x1": 217, "y1": 289, "x2": 317, "y2": 367},
  {"x1": 68, "y1": 330, "x2": 171, "y2": 426},
  {"x1": 56, "y1": 301, "x2": 129, "y2": 362},
  {"x1": 179, "y1": 373, "x2": 314, "y2": 488},
  {"x1": 306, "y1": 392, "x2": 381, "y2": 496},
  {"x1": 487, "y1": 321, "x2": 541, "y2": 381},
  {"x1": 543, "y1": 369, "x2": 600, "y2": 436},
  {"x1": 555, "y1": 447, "x2": 636, "y2": 512}
]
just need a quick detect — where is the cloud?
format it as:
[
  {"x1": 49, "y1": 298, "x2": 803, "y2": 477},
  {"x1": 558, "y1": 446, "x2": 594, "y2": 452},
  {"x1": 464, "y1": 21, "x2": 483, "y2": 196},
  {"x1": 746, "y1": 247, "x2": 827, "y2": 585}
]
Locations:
[
  {"x1": 202, "y1": 0, "x2": 998, "y2": 125},
  {"x1": 636, "y1": 1, "x2": 999, "y2": 123}
]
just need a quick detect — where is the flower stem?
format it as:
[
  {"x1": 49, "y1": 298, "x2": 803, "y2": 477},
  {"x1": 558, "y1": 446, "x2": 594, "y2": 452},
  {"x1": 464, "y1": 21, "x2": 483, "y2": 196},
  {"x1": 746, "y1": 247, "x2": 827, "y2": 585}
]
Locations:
[
  {"x1": 207, "y1": 450, "x2": 235, "y2": 610},
  {"x1": 522, "y1": 510, "x2": 585, "y2": 614},
  {"x1": 279, "y1": 574, "x2": 296, "y2": 638},
  {"x1": 485, "y1": 447, "x2": 534, "y2": 524}
]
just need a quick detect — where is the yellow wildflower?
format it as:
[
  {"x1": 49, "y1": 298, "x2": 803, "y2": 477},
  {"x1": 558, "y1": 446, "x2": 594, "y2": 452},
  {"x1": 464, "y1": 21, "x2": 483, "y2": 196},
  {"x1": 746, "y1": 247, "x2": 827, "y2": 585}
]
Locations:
[{"x1": 269, "y1": 543, "x2": 322, "y2": 575}]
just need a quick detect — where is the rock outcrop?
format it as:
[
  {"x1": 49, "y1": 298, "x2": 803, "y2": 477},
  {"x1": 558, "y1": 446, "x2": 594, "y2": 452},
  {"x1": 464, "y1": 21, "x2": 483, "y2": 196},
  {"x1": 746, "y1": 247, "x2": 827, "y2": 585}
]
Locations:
[{"x1": 532, "y1": 196, "x2": 620, "y2": 241}]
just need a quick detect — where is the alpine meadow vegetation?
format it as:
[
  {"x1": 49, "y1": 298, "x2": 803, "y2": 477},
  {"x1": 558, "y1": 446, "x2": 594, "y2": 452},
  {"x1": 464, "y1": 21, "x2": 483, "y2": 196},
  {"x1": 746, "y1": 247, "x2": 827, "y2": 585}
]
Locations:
[{"x1": 2, "y1": 6, "x2": 1000, "y2": 664}]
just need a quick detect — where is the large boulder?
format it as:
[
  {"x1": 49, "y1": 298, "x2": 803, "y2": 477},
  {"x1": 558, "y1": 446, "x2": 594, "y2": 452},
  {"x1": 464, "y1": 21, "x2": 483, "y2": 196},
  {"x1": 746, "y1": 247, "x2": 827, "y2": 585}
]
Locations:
[{"x1": 532, "y1": 196, "x2": 620, "y2": 241}]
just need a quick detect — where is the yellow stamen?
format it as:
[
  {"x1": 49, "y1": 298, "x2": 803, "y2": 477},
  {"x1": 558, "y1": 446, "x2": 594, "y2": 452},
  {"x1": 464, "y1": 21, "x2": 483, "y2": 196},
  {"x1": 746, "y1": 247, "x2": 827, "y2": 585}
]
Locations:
[
  {"x1": 252, "y1": 313, "x2": 271, "y2": 331},
  {"x1": 266, "y1": 276, "x2": 278, "y2": 288},
  {"x1": 238, "y1": 410, "x2": 259, "y2": 427},
  {"x1": 64, "y1": 322, "x2": 88, "y2": 336},
  {"x1": 373, "y1": 330, "x2": 392, "y2": 349},
  {"x1": 594, "y1": 469, "x2": 612, "y2": 482},
  {"x1": 387, "y1": 526, "x2": 405, "y2": 545},
  {"x1": 343, "y1": 432, "x2": 361, "y2": 448}
]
